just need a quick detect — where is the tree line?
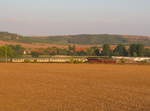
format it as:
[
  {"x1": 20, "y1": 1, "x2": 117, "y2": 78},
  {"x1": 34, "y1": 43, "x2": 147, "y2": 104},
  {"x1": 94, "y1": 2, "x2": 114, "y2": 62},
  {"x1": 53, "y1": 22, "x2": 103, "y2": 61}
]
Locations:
[
  {"x1": 100, "y1": 44, "x2": 146, "y2": 57},
  {"x1": 30, "y1": 44, "x2": 150, "y2": 57},
  {"x1": 0, "y1": 44, "x2": 150, "y2": 57}
]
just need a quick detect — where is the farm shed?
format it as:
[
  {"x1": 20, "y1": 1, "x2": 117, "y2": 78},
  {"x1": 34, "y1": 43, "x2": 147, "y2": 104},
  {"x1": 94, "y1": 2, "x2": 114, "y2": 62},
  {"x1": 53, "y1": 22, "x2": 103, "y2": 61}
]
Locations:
[{"x1": 87, "y1": 57, "x2": 116, "y2": 64}]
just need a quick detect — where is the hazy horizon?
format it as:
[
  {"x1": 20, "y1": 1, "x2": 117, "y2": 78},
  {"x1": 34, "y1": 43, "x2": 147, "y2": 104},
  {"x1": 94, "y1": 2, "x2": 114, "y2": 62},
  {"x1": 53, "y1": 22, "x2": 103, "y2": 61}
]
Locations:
[
  {"x1": 1, "y1": 31, "x2": 150, "y2": 37},
  {"x1": 0, "y1": 0, "x2": 150, "y2": 36}
]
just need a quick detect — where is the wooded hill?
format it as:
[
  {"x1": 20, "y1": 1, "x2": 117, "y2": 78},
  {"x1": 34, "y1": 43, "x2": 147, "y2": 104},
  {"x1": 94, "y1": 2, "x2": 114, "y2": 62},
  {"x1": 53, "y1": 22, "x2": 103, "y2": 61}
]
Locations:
[{"x1": 0, "y1": 32, "x2": 150, "y2": 45}]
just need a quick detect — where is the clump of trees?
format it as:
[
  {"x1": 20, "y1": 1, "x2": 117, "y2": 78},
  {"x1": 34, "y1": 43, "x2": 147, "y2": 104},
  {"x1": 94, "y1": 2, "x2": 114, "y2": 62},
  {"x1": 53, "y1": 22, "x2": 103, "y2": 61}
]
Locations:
[
  {"x1": 113, "y1": 44, "x2": 128, "y2": 56},
  {"x1": 144, "y1": 48, "x2": 150, "y2": 57},
  {"x1": 99, "y1": 44, "x2": 149, "y2": 57},
  {"x1": 101, "y1": 44, "x2": 112, "y2": 56},
  {"x1": 78, "y1": 44, "x2": 149, "y2": 57},
  {"x1": 0, "y1": 45, "x2": 24, "y2": 57},
  {"x1": 128, "y1": 44, "x2": 144, "y2": 57}
]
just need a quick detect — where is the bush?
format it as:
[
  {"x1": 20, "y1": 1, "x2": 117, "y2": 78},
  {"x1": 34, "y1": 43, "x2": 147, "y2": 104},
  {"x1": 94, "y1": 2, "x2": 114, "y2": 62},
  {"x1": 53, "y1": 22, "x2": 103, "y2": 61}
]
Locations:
[{"x1": 24, "y1": 59, "x2": 31, "y2": 63}]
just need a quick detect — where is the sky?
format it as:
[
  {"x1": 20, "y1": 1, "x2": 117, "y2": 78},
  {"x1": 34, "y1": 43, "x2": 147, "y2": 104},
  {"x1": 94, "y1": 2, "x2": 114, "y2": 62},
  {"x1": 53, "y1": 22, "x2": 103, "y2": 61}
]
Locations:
[{"x1": 0, "y1": 0, "x2": 150, "y2": 36}]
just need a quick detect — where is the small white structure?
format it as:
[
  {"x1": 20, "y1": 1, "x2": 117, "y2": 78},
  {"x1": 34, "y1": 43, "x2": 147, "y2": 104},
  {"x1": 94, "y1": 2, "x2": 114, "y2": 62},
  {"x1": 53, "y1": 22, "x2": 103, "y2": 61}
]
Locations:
[
  {"x1": 23, "y1": 50, "x2": 27, "y2": 55},
  {"x1": 112, "y1": 56, "x2": 150, "y2": 62}
]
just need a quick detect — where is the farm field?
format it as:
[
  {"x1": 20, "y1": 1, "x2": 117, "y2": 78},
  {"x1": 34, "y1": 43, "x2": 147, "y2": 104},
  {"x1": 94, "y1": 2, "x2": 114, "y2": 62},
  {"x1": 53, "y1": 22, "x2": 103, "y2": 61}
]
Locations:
[{"x1": 0, "y1": 64, "x2": 150, "y2": 111}]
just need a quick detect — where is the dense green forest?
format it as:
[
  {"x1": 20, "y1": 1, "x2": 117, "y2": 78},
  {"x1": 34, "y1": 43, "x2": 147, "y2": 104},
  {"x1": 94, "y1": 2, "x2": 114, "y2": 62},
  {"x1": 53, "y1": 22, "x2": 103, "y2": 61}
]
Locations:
[{"x1": 0, "y1": 32, "x2": 150, "y2": 45}]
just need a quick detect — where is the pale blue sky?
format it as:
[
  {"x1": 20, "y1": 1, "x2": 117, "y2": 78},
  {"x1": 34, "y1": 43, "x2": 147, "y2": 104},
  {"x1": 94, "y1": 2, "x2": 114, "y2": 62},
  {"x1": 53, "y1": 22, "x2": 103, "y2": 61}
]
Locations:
[{"x1": 0, "y1": 0, "x2": 150, "y2": 36}]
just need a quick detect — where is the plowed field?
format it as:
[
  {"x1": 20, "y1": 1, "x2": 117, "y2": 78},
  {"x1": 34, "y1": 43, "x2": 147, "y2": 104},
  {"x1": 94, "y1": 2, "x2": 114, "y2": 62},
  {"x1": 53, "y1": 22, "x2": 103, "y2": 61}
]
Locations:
[{"x1": 0, "y1": 64, "x2": 150, "y2": 111}]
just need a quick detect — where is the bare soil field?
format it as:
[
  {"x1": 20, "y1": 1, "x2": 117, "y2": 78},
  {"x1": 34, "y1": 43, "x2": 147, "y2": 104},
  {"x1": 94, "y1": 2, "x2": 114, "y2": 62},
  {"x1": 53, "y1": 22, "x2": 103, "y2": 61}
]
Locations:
[
  {"x1": 0, "y1": 64, "x2": 150, "y2": 111},
  {"x1": 0, "y1": 40, "x2": 96, "y2": 49}
]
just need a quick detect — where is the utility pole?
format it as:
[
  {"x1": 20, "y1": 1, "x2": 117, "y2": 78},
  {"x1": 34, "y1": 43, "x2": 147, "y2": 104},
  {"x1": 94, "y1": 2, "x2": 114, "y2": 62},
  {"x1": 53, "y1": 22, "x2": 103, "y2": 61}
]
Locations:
[{"x1": 5, "y1": 46, "x2": 7, "y2": 64}]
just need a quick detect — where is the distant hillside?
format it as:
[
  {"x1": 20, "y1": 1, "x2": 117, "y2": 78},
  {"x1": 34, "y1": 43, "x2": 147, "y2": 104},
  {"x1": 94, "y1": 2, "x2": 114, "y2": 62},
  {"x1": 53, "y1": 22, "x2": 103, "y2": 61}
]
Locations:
[{"x1": 0, "y1": 32, "x2": 150, "y2": 45}]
